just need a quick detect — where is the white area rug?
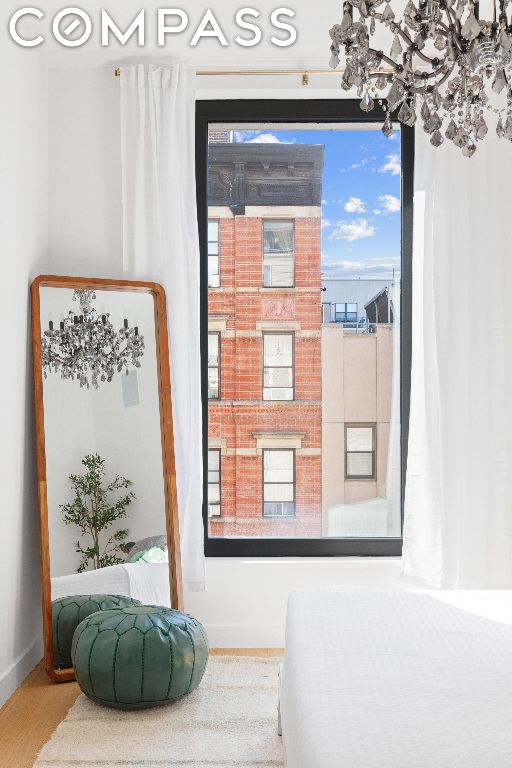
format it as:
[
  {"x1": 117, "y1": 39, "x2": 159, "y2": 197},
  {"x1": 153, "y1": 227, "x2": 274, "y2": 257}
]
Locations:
[{"x1": 35, "y1": 656, "x2": 284, "y2": 768}]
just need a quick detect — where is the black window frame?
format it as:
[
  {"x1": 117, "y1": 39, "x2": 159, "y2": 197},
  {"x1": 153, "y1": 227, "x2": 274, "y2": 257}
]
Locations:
[
  {"x1": 196, "y1": 99, "x2": 414, "y2": 557},
  {"x1": 207, "y1": 331, "x2": 220, "y2": 401},
  {"x1": 335, "y1": 303, "x2": 358, "y2": 324},
  {"x1": 262, "y1": 448, "x2": 296, "y2": 518},
  {"x1": 207, "y1": 218, "x2": 220, "y2": 288},
  {"x1": 262, "y1": 219, "x2": 295, "y2": 288},
  {"x1": 207, "y1": 448, "x2": 221, "y2": 517},
  {"x1": 262, "y1": 331, "x2": 295, "y2": 402}
]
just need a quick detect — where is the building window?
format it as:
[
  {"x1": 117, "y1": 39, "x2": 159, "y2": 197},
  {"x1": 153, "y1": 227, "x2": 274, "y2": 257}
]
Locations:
[
  {"x1": 208, "y1": 449, "x2": 221, "y2": 517},
  {"x1": 208, "y1": 333, "x2": 220, "y2": 399},
  {"x1": 335, "y1": 303, "x2": 358, "y2": 324},
  {"x1": 263, "y1": 333, "x2": 294, "y2": 401},
  {"x1": 345, "y1": 425, "x2": 376, "y2": 480},
  {"x1": 263, "y1": 449, "x2": 295, "y2": 517},
  {"x1": 262, "y1": 221, "x2": 294, "y2": 287},
  {"x1": 208, "y1": 219, "x2": 220, "y2": 288}
]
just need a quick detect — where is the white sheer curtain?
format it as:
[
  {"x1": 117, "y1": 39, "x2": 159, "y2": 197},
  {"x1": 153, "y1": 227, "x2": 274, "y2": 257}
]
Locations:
[
  {"x1": 120, "y1": 64, "x2": 205, "y2": 592},
  {"x1": 402, "y1": 129, "x2": 512, "y2": 588}
]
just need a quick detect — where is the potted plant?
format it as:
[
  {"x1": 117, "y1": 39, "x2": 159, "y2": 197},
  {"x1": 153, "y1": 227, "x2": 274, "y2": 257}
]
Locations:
[{"x1": 60, "y1": 453, "x2": 135, "y2": 573}]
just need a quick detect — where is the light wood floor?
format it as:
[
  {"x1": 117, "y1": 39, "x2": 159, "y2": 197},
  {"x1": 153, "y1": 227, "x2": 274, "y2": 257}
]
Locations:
[{"x1": 0, "y1": 650, "x2": 283, "y2": 768}]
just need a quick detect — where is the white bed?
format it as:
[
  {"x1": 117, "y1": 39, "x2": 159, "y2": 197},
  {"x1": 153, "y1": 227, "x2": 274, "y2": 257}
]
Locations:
[
  {"x1": 280, "y1": 587, "x2": 512, "y2": 768},
  {"x1": 51, "y1": 562, "x2": 171, "y2": 607}
]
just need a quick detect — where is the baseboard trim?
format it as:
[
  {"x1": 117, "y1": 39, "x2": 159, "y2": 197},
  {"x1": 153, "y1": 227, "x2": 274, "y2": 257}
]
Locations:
[
  {"x1": 204, "y1": 624, "x2": 284, "y2": 648},
  {"x1": 210, "y1": 648, "x2": 283, "y2": 656},
  {"x1": 0, "y1": 634, "x2": 43, "y2": 709}
]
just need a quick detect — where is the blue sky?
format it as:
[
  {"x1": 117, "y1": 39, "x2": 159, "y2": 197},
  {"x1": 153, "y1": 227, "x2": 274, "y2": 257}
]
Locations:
[{"x1": 233, "y1": 127, "x2": 401, "y2": 279}]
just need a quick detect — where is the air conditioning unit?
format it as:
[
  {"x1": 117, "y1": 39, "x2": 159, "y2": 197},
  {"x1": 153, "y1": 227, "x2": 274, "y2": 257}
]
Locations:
[
  {"x1": 264, "y1": 387, "x2": 293, "y2": 401},
  {"x1": 208, "y1": 505, "x2": 221, "y2": 518}
]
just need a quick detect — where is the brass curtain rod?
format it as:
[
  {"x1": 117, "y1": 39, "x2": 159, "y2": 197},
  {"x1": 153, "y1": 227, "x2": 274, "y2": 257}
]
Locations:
[
  {"x1": 114, "y1": 67, "x2": 342, "y2": 77},
  {"x1": 114, "y1": 67, "x2": 392, "y2": 84}
]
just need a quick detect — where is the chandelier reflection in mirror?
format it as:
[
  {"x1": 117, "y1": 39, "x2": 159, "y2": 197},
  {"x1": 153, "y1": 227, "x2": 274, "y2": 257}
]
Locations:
[
  {"x1": 329, "y1": 0, "x2": 512, "y2": 155},
  {"x1": 42, "y1": 290, "x2": 145, "y2": 389}
]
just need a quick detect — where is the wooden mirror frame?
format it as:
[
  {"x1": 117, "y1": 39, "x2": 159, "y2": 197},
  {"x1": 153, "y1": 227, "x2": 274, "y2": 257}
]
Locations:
[{"x1": 31, "y1": 275, "x2": 183, "y2": 682}]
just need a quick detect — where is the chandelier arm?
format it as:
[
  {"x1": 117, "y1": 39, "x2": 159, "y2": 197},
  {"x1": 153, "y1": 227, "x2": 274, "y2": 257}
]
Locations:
[
  {"x1": 434, "y1": 19, "x2": 450, "y2": 33},
  {"x1": 444, "y1": 6, "x2": 464, "y2": 50},
  {"x1": 407, "y1": 63, "x2": 457, "y2": 95},
  {"x1": 393, "y1": 23, "x2": 415, "y2": 49},
  {"x1": 366, "y1": 44, "x2": 449, "y2": 81},
  {"x1": 367, "y1": 47, "x2": 401, "y2": 70},
  {"x1": 392, "y1": 23, "x2": 440, "y2": 66},
  {"x1": 433, "y1": 62, "x2": 457, "y2": 88}
]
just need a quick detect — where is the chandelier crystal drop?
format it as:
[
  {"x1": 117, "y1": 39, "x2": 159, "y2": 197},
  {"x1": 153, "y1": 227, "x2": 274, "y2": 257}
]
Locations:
[
  {"x1": 42, "y1": 290, "x2": 145, "y2": 389},
  {"x1": 328, "y1": 0, "x2": 512, "y2": 155}
]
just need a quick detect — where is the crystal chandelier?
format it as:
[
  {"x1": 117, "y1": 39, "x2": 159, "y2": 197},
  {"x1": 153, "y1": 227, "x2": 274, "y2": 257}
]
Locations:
[
  {"x1": 328, "y1": 0, "x2": 512, "y2": 155},
  {"x1": 42, "y1": 290, "x2": 145, "y2": 389}
]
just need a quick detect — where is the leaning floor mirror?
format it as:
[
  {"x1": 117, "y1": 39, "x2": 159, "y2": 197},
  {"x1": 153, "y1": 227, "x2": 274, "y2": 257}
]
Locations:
[{"x1": 31, "y1": 276, "x2": 182, "y2": 682}]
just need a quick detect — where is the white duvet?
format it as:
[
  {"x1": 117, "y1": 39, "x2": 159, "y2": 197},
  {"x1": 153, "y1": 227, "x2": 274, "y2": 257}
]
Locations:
[
  {"x1": 51, "y1": 562, "x2": 171, "y2": 607},
  {"x1": 280, "y1": 587, "x2": 512, "y2": 768}
]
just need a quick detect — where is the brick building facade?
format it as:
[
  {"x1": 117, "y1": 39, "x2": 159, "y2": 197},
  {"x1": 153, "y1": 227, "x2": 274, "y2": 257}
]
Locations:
[{"x1": 207, "y1": 142, "x2": 324, "y2": 537}]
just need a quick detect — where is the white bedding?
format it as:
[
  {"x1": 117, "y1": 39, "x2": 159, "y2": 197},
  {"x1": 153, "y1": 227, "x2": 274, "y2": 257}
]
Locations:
[
  {"x1": 280, "y1": 587, "x2": 512, "y2": 768},
  {"x1": 51, "y1": 563, "x2": 171, "y2": 607}
]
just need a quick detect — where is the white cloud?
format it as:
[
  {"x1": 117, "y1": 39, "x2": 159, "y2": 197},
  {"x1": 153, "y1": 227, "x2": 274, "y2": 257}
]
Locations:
[
  {"x1": 344, "y1": 196, "x2": 366, "y2": 213},
  {"x1": 321, "y1": 218, "x2": 332, "y2": 229},
  {"x1": 234, "y1": 130, "x2": 295, "y2": 144},
  {"x1": 321, "y1": 256, "x2": 400, "y2": 278},
  {"x1": 373, "y1": 209, "x2": 381, "y2": 215},
  {"x1": 245, "y1": 132, "x2": 294, "y2": 144},
  {"x1": 378, "y1": 194, "x2": 401, "y2": 213},
  {"x1": 379, "y1": 153, "x2": 401, "y2": 175},
  {"x1": 329, "y1": 218, "x2": 376, "y2": 242}
]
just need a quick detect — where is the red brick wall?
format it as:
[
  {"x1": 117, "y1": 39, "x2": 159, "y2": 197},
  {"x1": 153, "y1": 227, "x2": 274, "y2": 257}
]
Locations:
[{"x1": 208, "y1": 213, "x2": 322, "y2": 538}]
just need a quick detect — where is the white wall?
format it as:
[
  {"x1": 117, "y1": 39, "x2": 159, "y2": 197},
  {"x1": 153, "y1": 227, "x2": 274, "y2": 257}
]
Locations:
[
  {"x1": 48, "y1": 68, "x2": 123, "y2": 277},
  {"x1": 186, "y1": 558, "x2": 403, "y2": 647},
  {"x1": 0, "y1": 47, "x2": 49, "y2": 705}
]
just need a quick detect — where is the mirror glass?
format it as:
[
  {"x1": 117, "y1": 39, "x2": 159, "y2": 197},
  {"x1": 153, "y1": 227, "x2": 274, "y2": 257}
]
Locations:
[{"x1": 39, "y1": 286, "x2": 172, "y2": 621}]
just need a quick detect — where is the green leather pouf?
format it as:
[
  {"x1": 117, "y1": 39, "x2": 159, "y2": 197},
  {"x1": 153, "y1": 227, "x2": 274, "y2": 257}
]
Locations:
[
  {"x1": 71, "y1": 606, "x2": 209, "y2": 710},
  {"x1": 52, "y1": 595, "x2": 142, "y2": 669}
]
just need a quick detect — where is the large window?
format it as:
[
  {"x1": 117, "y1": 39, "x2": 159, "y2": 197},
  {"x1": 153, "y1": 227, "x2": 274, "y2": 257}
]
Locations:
[
  {"x1": 263, "y1": 221, "x2": 294, "y2": 287},
  {"x1": 208, "y1": 219, "x2": 220, "y2": 288},
  {"x1": 197, "y1": 99, "x2": 413, "y2": 557},
  {"x1": 263, "y1": 333, "x2": 294, "y2": 401},
  {"x1": 208, "y1": 449, "x2": 221, "y2": 517},
  {"x1": 345, "y1": 425, "x2": 376, "y2": 480},
  {"x1": 207, "y1": 333, "x2": 220, "y2": 400},
  {"x1": 263, "y1": 450, "x2": 295, "y2": 517}
]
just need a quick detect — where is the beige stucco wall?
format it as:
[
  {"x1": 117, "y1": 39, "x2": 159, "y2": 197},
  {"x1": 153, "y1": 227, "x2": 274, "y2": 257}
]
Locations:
[{"x1": 321, "y1": 324, "x2": 394, "y2": 534}]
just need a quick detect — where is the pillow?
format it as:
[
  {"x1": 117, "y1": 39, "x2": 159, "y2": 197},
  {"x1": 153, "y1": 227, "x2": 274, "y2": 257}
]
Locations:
[
  {"x1": 128, "y1": 546, "x2": 168, "y2": 564},
  {"x1": 125, "y1": 535, "x2": 168, "y2": 562}
]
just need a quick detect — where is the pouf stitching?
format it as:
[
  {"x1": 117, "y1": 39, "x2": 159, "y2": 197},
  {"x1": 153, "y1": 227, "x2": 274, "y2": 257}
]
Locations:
[
  {"x1": 72, "y1": 619, "x2": 92, "y2": 654},
  {"x1": 183, "y1": 626, "x2": 195, "y2": 694},
  {"x1": 112, "y1": 635, "x2": 121, "y2": 703},
  {"x1": 55, "y1": 606, "x2": 66, "y2": 662},
  {"x1": 87, "y1": 628, "x2": 101, "y2": 700},
  {"x1": 140, "y1": 635, "x2": 146, "y2": 702},
  {"x1": 164, "y1": 633, "x2": 174, "y2": 700}
]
